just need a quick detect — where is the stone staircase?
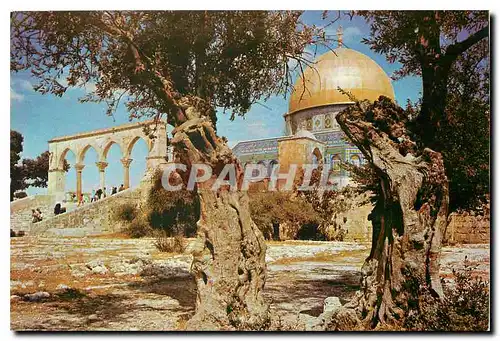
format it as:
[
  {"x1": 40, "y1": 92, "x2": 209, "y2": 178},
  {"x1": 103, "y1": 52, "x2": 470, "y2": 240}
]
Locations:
[
  {"x1": 10, "y1": 195, "x2": 56, "y2": 234},
  {"x1": 11, "y1": 184, "x2": 149, "y2": 237}
]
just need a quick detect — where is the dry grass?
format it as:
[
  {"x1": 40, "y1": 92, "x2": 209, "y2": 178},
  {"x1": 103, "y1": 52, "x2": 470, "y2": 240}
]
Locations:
[
  {"x1": 266, "y1": 240, "x2": 328, "y2": 246},
  {"x1": 271, "y1": 251, "x2": 336, "y2": 265},
  {"x1": 270, "y1": 248, "x2": 369, "y2": 265},
  {"x1": 91, "y1": 232, "x2": 132, "y2": 239}
]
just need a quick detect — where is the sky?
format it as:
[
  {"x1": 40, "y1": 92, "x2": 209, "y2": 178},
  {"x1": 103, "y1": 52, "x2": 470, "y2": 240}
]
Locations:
[{"x1": 10, "y1": 11, "x2": 422, "y2": 196}]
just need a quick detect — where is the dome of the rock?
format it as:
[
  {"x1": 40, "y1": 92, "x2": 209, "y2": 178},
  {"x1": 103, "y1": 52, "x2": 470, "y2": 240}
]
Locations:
[{"x1": 288, "y1": 47, "x2": 395, "y2": 114}]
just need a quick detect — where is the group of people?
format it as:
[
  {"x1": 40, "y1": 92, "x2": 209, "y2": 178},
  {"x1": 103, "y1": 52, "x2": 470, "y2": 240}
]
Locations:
[
  {"x1": 77, "y1": 184, "x2": 126, "y2": 206},
  {"x1": 54, "y1": 203, "x2": 66, "y2": 215},
  {"x1": 31, "y1": 203, "x2": 68, "y2": 222},
  {"x1": 31, "y1": 208, "x2": 43, "y2": 223}
]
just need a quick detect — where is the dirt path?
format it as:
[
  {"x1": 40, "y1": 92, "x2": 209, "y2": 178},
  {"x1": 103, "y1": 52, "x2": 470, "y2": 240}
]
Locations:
[{"x1": 10, "y1": 237, "x2": 489, "y2": 331}]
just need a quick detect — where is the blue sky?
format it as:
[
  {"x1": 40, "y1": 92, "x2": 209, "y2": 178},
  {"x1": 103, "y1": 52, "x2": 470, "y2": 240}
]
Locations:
[{"x1": 10, "y1": 11, "x2": 422, "y2": 196}]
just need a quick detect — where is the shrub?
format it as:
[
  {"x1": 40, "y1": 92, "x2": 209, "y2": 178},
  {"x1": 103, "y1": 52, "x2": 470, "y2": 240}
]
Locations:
[
  {"x1": 154, "y1": 231, "x2": 186, "y2": 253},
  {"x1": 249, "y1": 191, "x2": 321, "y2": 240},
  {"x1": 115, "y1": 203, "x2": 138, "y2": 223},
  {"x1": 14, "y1": 191, "x2": 27, "y2": 199},
  {"x1": 146, "y1": 170, "x2": 199, "y2": 237},
  {"x1": 403, "y1": 259, "x2": 489, "y2": 331},
  {"x1": 116, "y1": 170, "x2": 199, "y2": 238},
  {"x1": 124, "y1": 217, "x2": 153, "y2": 238}
]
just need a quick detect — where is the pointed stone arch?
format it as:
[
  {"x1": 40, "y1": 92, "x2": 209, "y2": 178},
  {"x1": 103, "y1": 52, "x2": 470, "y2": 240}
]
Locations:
[
  {"x1": 125, "y1": 135, "x2": 153, "y2": 159},
  {"x1": 47, "y1": 119, "x2": 168, "y2": 198},
  {"x1": 77, "y1": 143, "x2": 103, "y2": 164},
  {"x1": 58, "y1": 147, "x2": 77, "y2": 169},
  {"x1": 102, "y1": 139, "x2": 124, "y2": 160}
]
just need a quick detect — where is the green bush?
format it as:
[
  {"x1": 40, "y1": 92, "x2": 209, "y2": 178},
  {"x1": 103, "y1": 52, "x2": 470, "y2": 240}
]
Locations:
[
  {"x1": 124, "y1": 217, "x2": 153, "y2": 238},
  {"x1": 403, "y1": 260, "x2": 489, "y2": 331},
  {"x1": 117, "y1": 170, "x2": 199, "y2": 238},
  {"x1": 114, "y1": 203, "x2": 138, "y2": 223},
  {"x1": 146, "y1": 170, "x2": 199, "y2": 237},
  {"x1": 249, "y1": 191, "x2": 322, "y2": 240}
]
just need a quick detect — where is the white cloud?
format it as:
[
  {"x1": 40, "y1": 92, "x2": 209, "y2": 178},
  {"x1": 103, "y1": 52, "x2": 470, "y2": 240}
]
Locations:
[
  {"x1": 18, "y1": 79, "x2": 34, "y2": 92},
  {"x1": 343, "y1": 26, "x2": 363, "y2": 42},
  {"x1": 10, "y1": 88, "x2": 24, "y2": 101}
]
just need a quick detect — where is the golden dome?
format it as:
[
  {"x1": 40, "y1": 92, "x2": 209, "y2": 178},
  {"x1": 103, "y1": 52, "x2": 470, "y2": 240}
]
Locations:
[{"x1": 288, "y1": 47, "x2": 395, "y2": 114}]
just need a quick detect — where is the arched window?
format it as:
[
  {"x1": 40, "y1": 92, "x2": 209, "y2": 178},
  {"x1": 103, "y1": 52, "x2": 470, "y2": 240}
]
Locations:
[
  {"x1": 331, "y1": 154, "x2": 341, "y2": 173},
  {"x1": 312, "y1": 153, "x2": 318, "y2": 165},
  {"x1": 351, "y1": 154, "x2": 361, "y2": 167},
  {"x1": 311, "y1": 148, "x2": 323, "y2": 166}
]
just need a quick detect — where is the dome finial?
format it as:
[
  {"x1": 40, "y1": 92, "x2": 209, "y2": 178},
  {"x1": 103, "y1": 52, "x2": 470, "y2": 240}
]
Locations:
[{"x1": 337, "y1": 25, "x2": 343, "y2": 47}]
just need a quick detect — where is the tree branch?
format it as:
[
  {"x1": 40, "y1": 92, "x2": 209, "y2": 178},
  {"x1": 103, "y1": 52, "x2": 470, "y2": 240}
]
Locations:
[{"x1": 444, "y1": 25, "x2": 489, "y2": 60}]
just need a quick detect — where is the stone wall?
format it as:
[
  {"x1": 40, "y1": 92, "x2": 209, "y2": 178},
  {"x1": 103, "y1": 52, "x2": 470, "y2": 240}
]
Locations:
[
  {"x1": 10, "y1": 195, "x2": 56, "y2": 233},
  {"x1": 444, "y1": 212, "x2": 490, "y2": 244},
  {"x1": 338, "y1": 200, "x2": 373, "y2": 242},
  {"x1": 322, "y1": 192, "x2": 373, "y2": 243},
  {"x1": 30, "y1": 187, "x2": 144, "y2": 237}
]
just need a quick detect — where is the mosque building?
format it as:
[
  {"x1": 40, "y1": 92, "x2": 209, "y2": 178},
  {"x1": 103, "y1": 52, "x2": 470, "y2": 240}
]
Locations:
[{"x1": 232, "y1": 28, "x2": 395, "y2": 188}]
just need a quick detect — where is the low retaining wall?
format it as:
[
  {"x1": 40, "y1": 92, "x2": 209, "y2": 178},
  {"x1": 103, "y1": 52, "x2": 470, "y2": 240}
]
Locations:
[
  {"x1": 444, "y1": 212, "x2": 490, "y2": 244},
  {"x1": 10, "y1": 195, "x2": 56, "y2": 232},
  {"x1": 30, "y1": 187, "x2": 144, "y2": 237}
]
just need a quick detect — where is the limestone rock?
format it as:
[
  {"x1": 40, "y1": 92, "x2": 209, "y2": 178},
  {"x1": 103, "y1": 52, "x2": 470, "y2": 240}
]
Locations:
[
  {"x1": 323, "y1": 296, "x2": 342, "y2": 313},
  {"x1": 24, "y1": 291, "x2": 50, "y2": 302},
  {"x1": 86, "y1": 260, "x2": 108, "y2": 274}
]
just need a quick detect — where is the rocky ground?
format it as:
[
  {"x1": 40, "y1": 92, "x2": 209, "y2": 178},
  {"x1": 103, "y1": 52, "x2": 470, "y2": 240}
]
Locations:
[{"x1": 10, "y1": 236, "x2": 490, "y2": 331}]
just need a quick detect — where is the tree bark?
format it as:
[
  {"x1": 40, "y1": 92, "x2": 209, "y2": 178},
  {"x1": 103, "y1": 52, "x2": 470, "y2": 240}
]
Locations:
[
  {"x1": 171, "y1": 114, "x2": 269, "y2": 330},
  {"x1": 330, "y1": 97, "x2": 449, "y2": 330}
]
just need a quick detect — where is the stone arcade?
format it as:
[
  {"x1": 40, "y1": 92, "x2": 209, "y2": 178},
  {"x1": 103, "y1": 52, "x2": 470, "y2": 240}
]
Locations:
[{"x1": 47, "y1": 119, "x2": 169, "y2": 201}]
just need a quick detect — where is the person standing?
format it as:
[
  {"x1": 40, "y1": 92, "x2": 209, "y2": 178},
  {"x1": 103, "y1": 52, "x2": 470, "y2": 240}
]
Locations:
[
  {"x1": 54, "y1": 203, "x2": 61, "y2": 215},
  {"x1": 37, "y1": 208, "x2": 43, "y2": 221},
  {"x1": 96, "y1": 188, "x2": 103, "y2": 200},
  {"x1": 31, "y1": 209, "x2": 38, "y2": 223},
  {"x1": 103, "y1": 187, "x2": 107, "y2": 199},
  {"x1": 118, "y1": 184, "x2": 124, "y2": 192},
  {"x1": 91, "y1": 189, "x2": 96, "y2": 202}
]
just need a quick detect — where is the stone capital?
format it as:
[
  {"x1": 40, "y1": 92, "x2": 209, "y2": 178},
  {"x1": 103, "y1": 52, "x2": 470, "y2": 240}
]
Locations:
[
  {"x1": 120, "y1": 158, "x2": 133, "y2": 168},
  {"x1": 48, "y1": 168, "x2": 65, "y2": 173},
  {"x1": 74, "y1": 163, "x2": 85, "y2": 172},
  {"x1": 95, "y1": 161, "x2": 109, "y2": 172}
]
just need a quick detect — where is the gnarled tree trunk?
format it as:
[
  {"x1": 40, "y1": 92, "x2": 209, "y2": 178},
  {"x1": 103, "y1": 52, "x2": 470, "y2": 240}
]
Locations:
[
  {"x1": 330, "y1": 97, "x2": 449, "y2": 330},
  {"x1": 171, "y1": 115, "x2": 269, "y2": 330}
]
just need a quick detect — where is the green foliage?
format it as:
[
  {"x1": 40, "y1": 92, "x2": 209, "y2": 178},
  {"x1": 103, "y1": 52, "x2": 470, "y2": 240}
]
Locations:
[
  {"x1": 124, "y1": 217, "x2": 153, "y2": 238},
  {"x1": 115, "y1": 171, "x2": 199, "y2": 238},
  {"x1": 114, "y1": 203, "x2": 138, "y2": 223},
  {"x1": 11, "y1": 11, "x2": 331, "y2": 126},
  {"x1": 249, "y1": 191, "x2": 320, "y2": 240},
  {"x1": 13, "y1": 191, "x2": 28, "y2": 199},
  {"x1": 248, "y1": 179, "x2": 361, "y2": 241},
  {"x1": 22, "y1": 150, "x2": 70, "y2": 189},
  {"x1": 357, "y1": 11, "x2": 490, "y2": 211},
  {"x1": 146, "y1": 171, "x2": 199, "y2": 237},
  {"x1": 403, "y1": 260, "x2": 489, "y2": 331},
  {"x1": 10, "y1": 130, "x2": 26, "y2": 200},
  {"x1": 358, "y1": 11, "x2": 488, "y2": 79},
  {"x1": 438, "y1": 45, "x2": 490, "y2": 211},
  {"x1": 10, "y1": 130, "x2": 70, "y2": 200}
]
